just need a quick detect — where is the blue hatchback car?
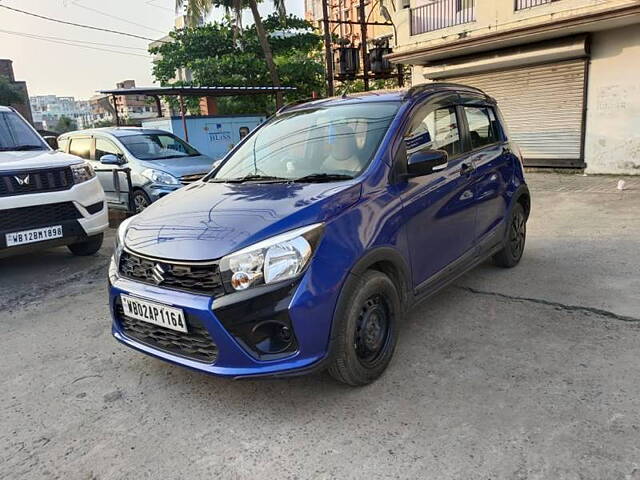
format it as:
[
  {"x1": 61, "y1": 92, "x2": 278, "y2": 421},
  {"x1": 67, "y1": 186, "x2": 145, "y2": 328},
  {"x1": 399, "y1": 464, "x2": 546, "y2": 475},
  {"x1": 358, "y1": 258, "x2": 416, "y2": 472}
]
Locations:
[{"x1": 108, "y1": 84, "x2": 531, "y2": 386}]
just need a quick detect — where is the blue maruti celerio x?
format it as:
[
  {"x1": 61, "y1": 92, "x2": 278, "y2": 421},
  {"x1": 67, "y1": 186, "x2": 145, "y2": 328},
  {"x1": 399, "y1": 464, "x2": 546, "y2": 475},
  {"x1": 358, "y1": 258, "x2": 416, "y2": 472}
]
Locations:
[{"x1": 108, "y1": 84, "x2": 531, "y2": 386}]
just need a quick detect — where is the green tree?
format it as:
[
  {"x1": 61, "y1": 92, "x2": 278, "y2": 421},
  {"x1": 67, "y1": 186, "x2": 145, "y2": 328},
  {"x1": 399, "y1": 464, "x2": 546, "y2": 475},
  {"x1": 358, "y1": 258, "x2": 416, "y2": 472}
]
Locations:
[
  {"x1": 150, "y1": 15, "x2": 325, "y2": 115},
  {"x1": 0, "y1": 76, "x2": 25, "y2": 106},
  {"x1": 175, "y1": 0, "x2": 287, "y2": 108},
  {"x1": 55, "y1": 116, "x2": 77, "y2": 133}
]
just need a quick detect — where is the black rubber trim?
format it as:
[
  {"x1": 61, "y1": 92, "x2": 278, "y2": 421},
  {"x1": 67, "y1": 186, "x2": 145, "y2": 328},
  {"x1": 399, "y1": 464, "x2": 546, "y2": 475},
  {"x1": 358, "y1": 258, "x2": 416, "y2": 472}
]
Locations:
[{"x1": 85, "y1": 201, "x2": 105, "y2": 215}]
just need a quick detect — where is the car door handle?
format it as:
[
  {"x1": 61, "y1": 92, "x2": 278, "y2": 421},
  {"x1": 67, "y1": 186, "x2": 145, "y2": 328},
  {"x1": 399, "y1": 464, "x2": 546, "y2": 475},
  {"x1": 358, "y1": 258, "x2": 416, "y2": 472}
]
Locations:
[{"x1": 460, "y1": 162, "x2": 475, "y2": 176}]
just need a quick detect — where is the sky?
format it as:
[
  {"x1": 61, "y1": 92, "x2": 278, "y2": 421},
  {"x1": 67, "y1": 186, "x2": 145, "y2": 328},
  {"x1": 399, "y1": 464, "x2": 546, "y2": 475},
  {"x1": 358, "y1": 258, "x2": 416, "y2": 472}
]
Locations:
[{"x1": 0, "y1": 0, "x2": 305, "y2": 100}]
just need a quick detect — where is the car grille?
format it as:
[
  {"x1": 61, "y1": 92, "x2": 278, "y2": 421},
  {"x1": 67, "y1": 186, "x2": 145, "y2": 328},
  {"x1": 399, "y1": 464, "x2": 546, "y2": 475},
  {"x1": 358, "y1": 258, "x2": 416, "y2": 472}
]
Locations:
[
  {"x1": 180, "y1": 173, "x2": 206, "y2": 185},
  {"x1": 116, "y1": 305, "x2": 219, "y2": 363},
  {"x1": 119, "y1": 250, "x2": 226, "y2": 297},
  {"x1": 0, "y1": 202, "x2": 82, "y2": 231},
  {"x1": 0, "y1": 167, "x2": 74, "y2": 197}
]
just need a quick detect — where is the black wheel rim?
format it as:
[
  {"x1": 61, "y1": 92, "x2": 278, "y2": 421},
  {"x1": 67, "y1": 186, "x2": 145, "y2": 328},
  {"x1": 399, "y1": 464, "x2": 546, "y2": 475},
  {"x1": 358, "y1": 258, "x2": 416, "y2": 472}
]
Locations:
[
  {"x1": 354, "y1": 294, "x2": 391, "y2": 367},
  {"x1": 509, "y1": 210, "x2": 526, "y2": 259},
  {"x1": 134, "y1": 194, "x2": 149, "y2": 213}
]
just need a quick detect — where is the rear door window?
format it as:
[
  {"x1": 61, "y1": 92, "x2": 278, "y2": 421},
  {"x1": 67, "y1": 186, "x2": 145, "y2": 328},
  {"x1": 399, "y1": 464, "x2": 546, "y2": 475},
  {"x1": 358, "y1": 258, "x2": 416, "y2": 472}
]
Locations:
[
  {"x1": 463, "y1": 106, "x2": 499, "y2": 150},
  {"x1": 69, "y1": 137, "x2": 92, "y2": 160}
]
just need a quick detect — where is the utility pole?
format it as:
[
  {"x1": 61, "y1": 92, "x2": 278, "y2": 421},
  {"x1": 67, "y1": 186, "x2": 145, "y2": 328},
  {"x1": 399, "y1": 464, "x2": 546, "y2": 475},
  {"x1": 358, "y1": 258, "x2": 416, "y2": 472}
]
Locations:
[
  {"x1": 321, "y1": 0, "x2": 335, "y2": 97},
  {"x1": 358, "y1": 0, "x2": 369, "y2": 91}
]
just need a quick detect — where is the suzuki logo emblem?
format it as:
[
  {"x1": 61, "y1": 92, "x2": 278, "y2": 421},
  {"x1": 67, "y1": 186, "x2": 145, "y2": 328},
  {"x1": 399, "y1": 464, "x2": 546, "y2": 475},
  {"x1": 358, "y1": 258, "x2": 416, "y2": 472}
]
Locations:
[
  {"x1": 14, "y1": 174, "x2": 30, "y2": 186},
  {"x1": 151, "y1": 264, "x2": 166, "y2": 285}
]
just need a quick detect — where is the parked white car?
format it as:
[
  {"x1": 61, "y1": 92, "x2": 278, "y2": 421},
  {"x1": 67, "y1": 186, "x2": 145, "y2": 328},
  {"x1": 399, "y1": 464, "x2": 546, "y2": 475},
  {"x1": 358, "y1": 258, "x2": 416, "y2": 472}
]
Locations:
[{"x1": 0, "y1": 106, "x2": 108, "y2": 258}]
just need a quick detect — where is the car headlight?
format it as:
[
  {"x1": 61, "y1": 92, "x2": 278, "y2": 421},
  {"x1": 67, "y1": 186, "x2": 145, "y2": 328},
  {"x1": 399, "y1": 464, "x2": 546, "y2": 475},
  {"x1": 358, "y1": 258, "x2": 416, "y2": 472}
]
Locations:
[
  {"x1": 110, "y1": 216, "x2": 135, "y2": 282},
  {"x1": 220, "y1": 223, "x2": 324, "y2": 291},
  {"x1": 142, "y1": 168, "x2": 179, "y2": 185},
  {"x1": 71, "y1": 162, "x2": 95, "y2": 184}
]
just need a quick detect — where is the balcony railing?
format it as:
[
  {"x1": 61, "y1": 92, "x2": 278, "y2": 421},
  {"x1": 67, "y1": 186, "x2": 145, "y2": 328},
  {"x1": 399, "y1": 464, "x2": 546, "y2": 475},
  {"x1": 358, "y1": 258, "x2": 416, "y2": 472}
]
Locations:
[
  {"x1": 515, "y1": 0, "x2": 559, "y2": 10},
  {"x1": 410, "y1": 0, "x2": 476, "y2": 36}
]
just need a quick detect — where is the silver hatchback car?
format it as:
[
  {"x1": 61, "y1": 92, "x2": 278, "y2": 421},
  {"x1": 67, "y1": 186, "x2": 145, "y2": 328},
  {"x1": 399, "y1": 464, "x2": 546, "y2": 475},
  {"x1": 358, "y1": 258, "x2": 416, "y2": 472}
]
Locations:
[{"x1": 58, "y1": 127, "x2": 215, "y2": 212}]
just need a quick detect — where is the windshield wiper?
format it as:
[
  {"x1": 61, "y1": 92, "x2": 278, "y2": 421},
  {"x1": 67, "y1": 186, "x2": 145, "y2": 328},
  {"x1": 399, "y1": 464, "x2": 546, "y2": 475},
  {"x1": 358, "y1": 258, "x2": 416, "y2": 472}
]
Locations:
[
  {"x1": 3, "y1": 145, "x2": 46, "y2": 151},
  {"x1": 210, "y1": 174, "x2": 289, "y2": 184},
  {"x1": 293, "y1": 173, "x2": 354, "y2": 183}
]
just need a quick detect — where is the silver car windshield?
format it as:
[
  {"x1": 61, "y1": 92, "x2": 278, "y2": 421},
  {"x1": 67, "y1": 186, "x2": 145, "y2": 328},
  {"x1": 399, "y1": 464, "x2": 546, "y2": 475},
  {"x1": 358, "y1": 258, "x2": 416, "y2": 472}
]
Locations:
[
  {"x1": 0, "y1": 111, "x2": 47, "y2": 152},
  {"x1": 119, "y1": 133, "x2": 200, "y2": 160},
  {"x1": 212, "y1": 102, "x2": 400, "y2": 182}
]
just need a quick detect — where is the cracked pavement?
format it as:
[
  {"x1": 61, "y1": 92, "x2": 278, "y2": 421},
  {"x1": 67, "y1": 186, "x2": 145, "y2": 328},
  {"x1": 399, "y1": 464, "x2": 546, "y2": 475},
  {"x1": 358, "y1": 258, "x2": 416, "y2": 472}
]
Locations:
[{"x1": 1, "y1": 173, "x2": 639, "y2": 479}]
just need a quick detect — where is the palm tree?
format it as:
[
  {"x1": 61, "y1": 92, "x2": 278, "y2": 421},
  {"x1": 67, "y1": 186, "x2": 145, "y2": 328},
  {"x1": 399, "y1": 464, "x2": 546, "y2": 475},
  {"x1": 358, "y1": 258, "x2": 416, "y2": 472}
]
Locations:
[{"x1": 175, "y1": 0, "x2": 286, "y2": 108}]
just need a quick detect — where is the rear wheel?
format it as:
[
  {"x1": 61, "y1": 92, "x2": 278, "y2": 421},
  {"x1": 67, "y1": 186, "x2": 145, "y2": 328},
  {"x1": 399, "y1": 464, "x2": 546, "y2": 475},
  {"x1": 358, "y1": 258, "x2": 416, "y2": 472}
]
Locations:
[
  {"x1": 68, "y1": 233, "x2": 103, "y2": 256},
  {"x1": 328, "y1": 270, "x2": 400, "y2": 386},
  {"x1": 493, "y1": 203, "x2": 527, "y2": 268}
]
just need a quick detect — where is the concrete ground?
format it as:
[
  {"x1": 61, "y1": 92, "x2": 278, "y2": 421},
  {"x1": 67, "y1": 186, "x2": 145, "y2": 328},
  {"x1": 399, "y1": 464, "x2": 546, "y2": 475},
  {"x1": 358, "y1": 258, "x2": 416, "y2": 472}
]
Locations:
[{"x1": 1, "y1": 173, "x2": 639, "y2": 480}]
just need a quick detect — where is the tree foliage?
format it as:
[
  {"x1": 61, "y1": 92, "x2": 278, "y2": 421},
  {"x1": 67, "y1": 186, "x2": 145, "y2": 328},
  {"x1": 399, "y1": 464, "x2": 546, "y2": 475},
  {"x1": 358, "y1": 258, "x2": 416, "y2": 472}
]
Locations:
[
  {"x1": 150, "y1": 14, "x2": 325, "y2": 115},
  {"x1": 0, "y1": 76, "x2": 25, "y2": 106},
  {"x1": 55, "y1": 116, "x2": 77, "y2": 133}
]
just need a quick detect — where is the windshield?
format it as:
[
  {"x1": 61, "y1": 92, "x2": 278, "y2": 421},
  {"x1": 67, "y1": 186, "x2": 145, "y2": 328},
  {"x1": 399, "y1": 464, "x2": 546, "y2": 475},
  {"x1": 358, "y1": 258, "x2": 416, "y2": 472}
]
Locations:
[
  {"x1": 0, "y1": 111, "x2": 47, "y2": 152},
  {"x1": 119, "y1": 133, "x2": 200, "y2": 160},
  {"x1": 212, "y1": 102, "x2": 400, "y2": 182}
]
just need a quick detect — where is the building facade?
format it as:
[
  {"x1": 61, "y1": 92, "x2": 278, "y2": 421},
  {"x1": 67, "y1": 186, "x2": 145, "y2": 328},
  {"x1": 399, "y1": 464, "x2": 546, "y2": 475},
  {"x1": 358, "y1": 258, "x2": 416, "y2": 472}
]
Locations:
[
  {"x1": 113, "y1": 80, "x2": 159, "y2": 121},
  {"x1": 388, "y1": 0, "x2": 640, "y2": 174},
  {"x1": 305, "y1": 0, "x2": 395, "y2": 45},
  {"x1": 0, "y1": 59, "x2": 33, "y2": 124},
  {"x1": 30, "y1": 95, "x2": 92, "y2": 131}
]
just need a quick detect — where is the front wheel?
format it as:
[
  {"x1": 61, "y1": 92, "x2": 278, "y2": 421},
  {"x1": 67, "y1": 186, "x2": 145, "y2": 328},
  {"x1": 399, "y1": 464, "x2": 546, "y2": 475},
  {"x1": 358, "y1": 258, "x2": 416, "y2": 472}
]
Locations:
[
  {"x1": 68, "y1": 233, "x2": 104, "y2": 256},
  {"x1": 493, "y1": 203, "x2": 527, "y2": 268},
  {"x1": 328, "y1": 270, "x2": 401, "y2": 386},
  {"x1": 132, "y1": 190, "x2": 152, "y2": 213}
]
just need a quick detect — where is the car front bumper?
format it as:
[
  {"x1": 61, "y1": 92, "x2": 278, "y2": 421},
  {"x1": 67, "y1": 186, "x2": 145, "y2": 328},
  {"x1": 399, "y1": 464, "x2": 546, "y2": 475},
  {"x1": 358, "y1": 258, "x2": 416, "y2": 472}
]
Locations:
[
  {"x1": 0, "y1": 177, "x2": 108, "y2": 256},
  {"x1": 108, "y1": 255, "x2": 340, "y2": 378}
]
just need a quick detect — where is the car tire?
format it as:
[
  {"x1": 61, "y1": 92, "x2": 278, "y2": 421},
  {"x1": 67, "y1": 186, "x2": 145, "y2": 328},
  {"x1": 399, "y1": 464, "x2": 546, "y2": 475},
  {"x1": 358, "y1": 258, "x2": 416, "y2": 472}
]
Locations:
[
  {"x1": 327, "y1": 270, "x2": 401, "y2": 386},
  {"x1": 493, "y1": 203, "x2": 527, "y2": 268},
  {"x1": 132, "y1": 189, "x2": 152, "y2": 213},
  {"x1": 67, "y1": 233, "x2": 104, "y2": 256}
]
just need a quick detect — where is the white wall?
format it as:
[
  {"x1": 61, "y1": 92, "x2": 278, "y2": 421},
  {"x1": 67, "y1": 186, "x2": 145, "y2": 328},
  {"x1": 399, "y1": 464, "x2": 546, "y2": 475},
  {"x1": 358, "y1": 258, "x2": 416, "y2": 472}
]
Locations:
[{"x1": 585, "y1": 25, "x2": 640, "y2": 174}]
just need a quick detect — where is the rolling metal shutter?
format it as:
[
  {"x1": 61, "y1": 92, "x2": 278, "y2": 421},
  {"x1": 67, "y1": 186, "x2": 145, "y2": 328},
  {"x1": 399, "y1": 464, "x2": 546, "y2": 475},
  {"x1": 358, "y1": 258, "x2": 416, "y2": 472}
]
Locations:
[{"x1": 444, "y1": 59, "x2": 587, "y2": 167}]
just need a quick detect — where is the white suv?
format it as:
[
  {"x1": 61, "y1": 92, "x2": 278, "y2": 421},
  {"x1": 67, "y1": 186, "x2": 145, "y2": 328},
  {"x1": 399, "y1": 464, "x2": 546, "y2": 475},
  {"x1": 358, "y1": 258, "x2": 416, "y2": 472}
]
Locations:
[{"x1": 0, "y1": 106, "x2": 108, "y2": 258}]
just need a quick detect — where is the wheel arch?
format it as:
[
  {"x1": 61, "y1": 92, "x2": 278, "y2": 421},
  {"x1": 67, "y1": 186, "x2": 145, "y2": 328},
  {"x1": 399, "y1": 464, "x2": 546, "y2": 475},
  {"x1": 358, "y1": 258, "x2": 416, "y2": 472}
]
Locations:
[
  {"x1": 512, "y1": 184, "x2": 531, "y2": 219},
  {"x1": 349, "y1": 246, "x2": 412, "y2": 309}
]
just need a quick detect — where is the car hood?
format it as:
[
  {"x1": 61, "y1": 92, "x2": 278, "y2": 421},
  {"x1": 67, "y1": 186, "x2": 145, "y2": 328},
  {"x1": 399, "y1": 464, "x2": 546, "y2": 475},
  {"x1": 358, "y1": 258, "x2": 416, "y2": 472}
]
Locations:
[
  {"x1": 0, "y1": 150, "x2": 84, "y2": 171},
  {"x1": 139, "y1": 155, "x2": 215, "y2": 177},
  {"x1": 124, "y1": 180, "x2": 362, "y2": 261}
]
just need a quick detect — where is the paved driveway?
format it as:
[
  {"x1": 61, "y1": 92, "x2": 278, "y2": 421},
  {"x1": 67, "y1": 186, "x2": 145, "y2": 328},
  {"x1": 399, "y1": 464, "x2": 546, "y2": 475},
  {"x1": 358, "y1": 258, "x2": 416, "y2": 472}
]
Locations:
[{"x1": 1, "y1": 173, "x2": 639, "y2": 480}]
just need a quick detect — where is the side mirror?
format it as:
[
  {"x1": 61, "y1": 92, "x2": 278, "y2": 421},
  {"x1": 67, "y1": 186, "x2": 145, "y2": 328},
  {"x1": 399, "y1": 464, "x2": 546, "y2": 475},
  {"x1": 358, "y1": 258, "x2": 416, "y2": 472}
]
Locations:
[
  {"x1": 43, "y1": 136, "x2": 58, "y2": 150},
  {"x1": 100, "y1": 154, "x2": 125, "y2": 166},
  {"x1": 407, "y1": 149, "x2": 448, "y2": 177}
]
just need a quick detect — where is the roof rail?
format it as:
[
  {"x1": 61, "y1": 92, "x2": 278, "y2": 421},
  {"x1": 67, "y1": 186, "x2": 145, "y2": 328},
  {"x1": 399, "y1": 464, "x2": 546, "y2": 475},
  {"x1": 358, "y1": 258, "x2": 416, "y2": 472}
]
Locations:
[{"x1": 405, "y1": 82, "x2": 487, "y2": 99}]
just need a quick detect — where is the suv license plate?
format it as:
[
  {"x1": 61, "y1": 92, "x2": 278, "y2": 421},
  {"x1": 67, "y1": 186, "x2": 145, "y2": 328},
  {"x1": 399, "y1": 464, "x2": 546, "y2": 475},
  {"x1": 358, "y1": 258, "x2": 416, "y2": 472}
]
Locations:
[
  {"x1": 120, "y1": 294, "x2": 188, "y2": 333},
  {"x1": 6, "y1": 225, "x2": 63, "y2": 247}
]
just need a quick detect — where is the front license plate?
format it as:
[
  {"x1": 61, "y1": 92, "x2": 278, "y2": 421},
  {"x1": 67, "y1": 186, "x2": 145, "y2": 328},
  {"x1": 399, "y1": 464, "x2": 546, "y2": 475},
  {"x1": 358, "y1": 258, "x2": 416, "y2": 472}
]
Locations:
[
  {"x1": 120, "y1": 294, "x2": 188, "y2": 333},
  {"x1": 6, "y1": 225, "x2": 63, "y2": 247}
]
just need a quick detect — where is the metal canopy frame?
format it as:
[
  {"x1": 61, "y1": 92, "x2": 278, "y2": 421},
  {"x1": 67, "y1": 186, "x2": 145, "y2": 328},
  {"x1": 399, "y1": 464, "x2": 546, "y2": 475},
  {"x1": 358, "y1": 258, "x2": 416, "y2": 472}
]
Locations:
[{"x1": 97, "y1": 85, "x2": 297, "y2": 142}]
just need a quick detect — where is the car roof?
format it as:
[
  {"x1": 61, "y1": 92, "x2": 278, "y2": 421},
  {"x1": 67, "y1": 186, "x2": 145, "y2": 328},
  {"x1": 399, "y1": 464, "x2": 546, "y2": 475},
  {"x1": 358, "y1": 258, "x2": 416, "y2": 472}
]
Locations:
[
  {"x1": 60, "y1": 127, "x2": 169, "y2": 138},
  {"x1": 0, "y1": 105, "x2": 13, "y2": 112},
  {"x1": 280, "y1": 83, "x2": 491, "y2": 114}
]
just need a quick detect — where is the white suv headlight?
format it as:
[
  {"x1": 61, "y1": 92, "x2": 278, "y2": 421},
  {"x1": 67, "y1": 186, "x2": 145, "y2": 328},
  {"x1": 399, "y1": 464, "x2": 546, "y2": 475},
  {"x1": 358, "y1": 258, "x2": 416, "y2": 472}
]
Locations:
[
  {"x1": 71, "y1": 162, "x2": 95, "y2": 184},
  {"x1": 142, "y1": 168, "x2": 179, "y2": 185},
  {"x1": 220, "y1": 223, "x2": 324, "y2": 291}
]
